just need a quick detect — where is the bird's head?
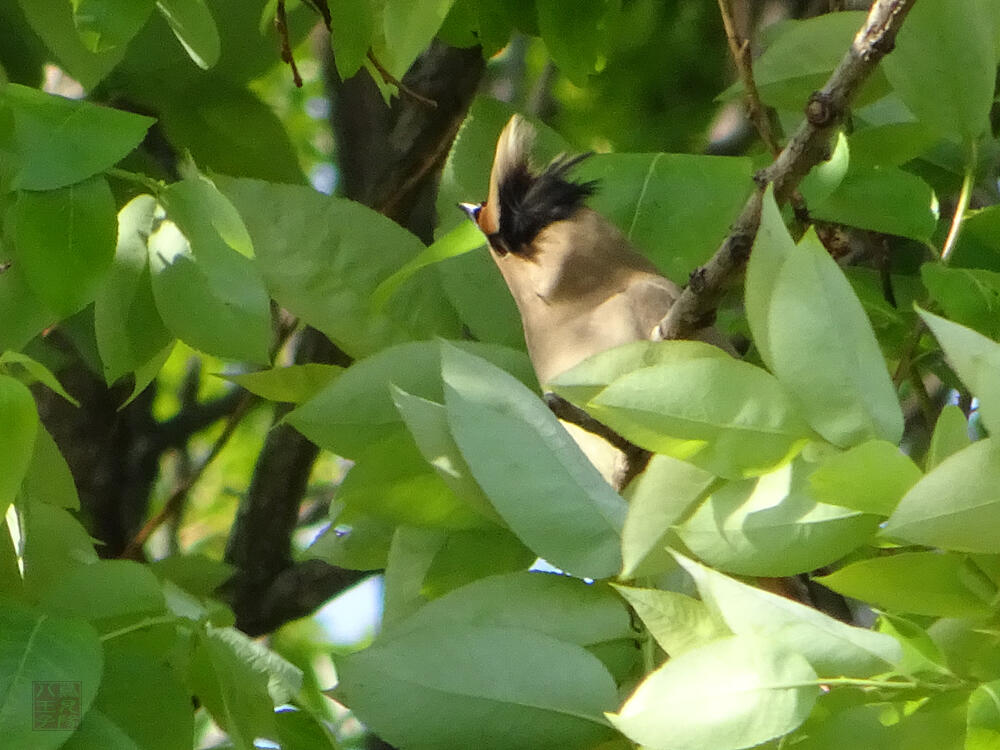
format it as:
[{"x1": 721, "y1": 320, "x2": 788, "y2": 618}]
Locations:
[{"x1": 459, "y1": 115, "x2": 598, "y2": 257}]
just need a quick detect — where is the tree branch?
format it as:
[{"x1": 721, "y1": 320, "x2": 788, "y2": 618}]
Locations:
[{"x1": 655, "y1": 0, "x2": 916, "y2": 341}]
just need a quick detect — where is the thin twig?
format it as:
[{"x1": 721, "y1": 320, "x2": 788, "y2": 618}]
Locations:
[
  {"x1": 275, "y1": 0, "x2": 303, "y2": 88},
  {"x1": 367, "y1": 51, "x2": 438, "y2": 109},
  {"x1": 120, "y1": 393, "x2": 257, "y2": 560},
  {"x1": 655, "y1": 0, "x2": 917, "y2": 341},
  {"x1": 717, "y1": 0, "x2": 781, "y2": 157}
]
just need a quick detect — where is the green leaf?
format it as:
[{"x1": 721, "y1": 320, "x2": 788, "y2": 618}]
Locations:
[
  {"x1": 810, "y1": 166, "x2": 938, "y2": 242},
  {"x1": 0, "y1": 257, "x2": 52, "y2": 354},
  {"x1": 37, "y1": 559, "x2": 166, "y2": 628},
  {"x1": 94, "y1": 194, "x2": 174, "y2": 385},
  {"x1": 719, "y1": 12, "x2": 869, "y2": 109},
  {"x1": 372, "y1": 221, "x2": 485, "y2": 311},
  {"x1": 191, "y1": 625, "x2": 302, "y2": 749},
  {"x1": 849, "y1": 121, "x2": 939, "y2": 169},
  {"x1": 967, "y1": 680, "x2": 1000, "y2": 750},
  {"x1": 0, "y1": 375, "x2": 37, "y2": 515},
  {"x1": 883, "y1": 437, "x2": 1000, "y2": 554},
  {"x1": 218, "y1": 177, "x2": 461, "y2": 357},
  {"x1": 336, "y1": 430, "x2": 489, "y2": 530},
  {"x1": 274, "y1": 708, "x2": 338, "y2": 750},
  {"x1": 376, "y1": 0, "x2": 457, "y2": 80},
  {"x1": 13, "y1": 176, "x2": 117, "y2": 317},
  {"x1": 579, "y1": 152, "x2": 754, "y2": 283},
  {"x1": 746, "y1": 186, "x2": 903, "y2": 447},
  {"x1": 918, "y1": 308, "x2": 1000, "y2": 435},
  {"x1": 928, "y1": 617, "x2": 1000, "y2": 682},
  {"x1": 156, "y1": 0, "x2": 220, "y2": 69},
  {"x1": 389, "y1": 572, "x2": 633, "y2": 648},
  {"x1": 335, "y1": 624, "x2": 618, "y2": 750},
  {"x1": 922, "y1": 264, "x2": 1000, "y2": 341},
  {"x1": 882, "y1": 0, "x2": 996, "y2": 139},
  {"x1": 329, "y1": 0, "x2": 375, "y2": 80},
  {"x1": 0, "y1": 350, "x2": 78, "y2": 406},
  {"x1": 809, "y1": 440, "x2": 922, "y2": 515},
  {"x1": 589, "y1": 355, "x2": 812, "y2": 479},
  {"x1": 71, "y1": 0, "x2": 156, "y2": 52},
  {"x1": 149, "y1": 179, "x2": 271, "y2": 363},
  {"x1": 609, "y1": 634, "x2": 818, "y2": 750},
  {"x1": 620, "y1": 453, "x2": 716, "y2": 578},
  {"x1": 302, "y1": 516, "x2": 393, "y2": 572},
  {"x1": 0, "y1": 600, "x2": 103, "y2": 748},
  {"x1": 285, "y1": 340, "x2": 532, "y2": 460},
  {"x1": 420, "y1": 528, "x2": 536, "y2": 598},
  {"x1": 442, "y1": 345, "x2": 626, "y2": 579},
  {"x1": 798, "y1": 131, "x2": 850, "y2": 206},
  {"x1": 677, "y1": 462, "x2": 880, "y2": 577},
  {"x1": 817, "y1": 552, "x2": 995, "y2": 618},
  {"x1": 391, "y1": 386, "x2": 500, "y2": 524},
  {"x1": 122, "y1": 342, "x2": 174, "y2": 409},
  {"x1": 612, "y1": 584, "x2": 729, "y2": 656},
  {"x1": 158, "y1": 85, "x2": 304, "y2": 184},
  {"x1": 536, "y1": 0, "x2": 616, "y2": 85},
  {"x1": 382, "y1": 526, "x2": 448, "y2": 625},
  {"x1": 550, "y1": 339, "x2": 730, "y2": 404},
  {"x1": 2, "y1": 84, "x2": 154, "y2": 189},
  {"x1": 149, "y1": 553, "x2": 234, "y2": 597},
  {"x1": 675, "y1": 553, "x2": 902, "y2": 678},
  {"x1": 13, "y1": 0, "x2": 126, "y2": 88},
  {"x1": 221, "y1": 364, "x2": 341, "y2": 404},
  {"x1": 63, "y1": 647, "x2": 193, "y2": 750},
  {"x1": 952, "y1": 205, "x2": 1000, "y2": 271},
  {"x1": 926, "y1": 404, "x2": 971, "y2": 471},
  {"x1": 18, "y1": 425, "x2": 79, "y2": 510},
  {"x1": 21, "y1": 503, "x2": 98, "y2": 594}
]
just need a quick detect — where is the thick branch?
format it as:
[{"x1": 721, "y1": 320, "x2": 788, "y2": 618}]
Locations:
[{"x1": 655, "y1": 0, "x2": 915, "y2": 341}]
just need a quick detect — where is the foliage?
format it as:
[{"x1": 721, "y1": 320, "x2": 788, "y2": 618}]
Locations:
[{"x1": 1, "y1": 0, "x2": 1000, "y2": 749}]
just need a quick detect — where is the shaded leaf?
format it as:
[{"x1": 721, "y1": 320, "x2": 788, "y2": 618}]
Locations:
[
  {"x1": 817, "y1": 552, "x2": 995, "y2": 618},
  {"x1": 442, "y1": 344, "x2": 626, "y2": 579},
  {"x1": 612, "y1": 584, "x2": 729, "y2": 656},
  {"x1": 883, "y1": 0, "x2": 996, "y2": 139},
  {"x1": 2, "y1": 83, "x2": 153, "y2": 189},
  {"x1": 13, "y1": 175, "x2": 117, "y2": 317},
  {"x1": 883, "y1": 438, "x2": 1000, "y2": 554},
  {"x1": 677, "y1": 462, "x2": 880, "y2": 576},
  {"x1": 746, "y1": 186, "x2": 903, "y2": 447},
  {"x1": 95, "y1": 194, "x2": 173, "y2": 385},
  {"x1": 336, "y1": 624, "x2": 618, "y2": 750},
  {"x1": 609, "y1": 634, "x2": 818, "y2": 750},
  {"x1": 221, "y1": 364, "x2": 342, "y2": 404},
  {"x1": 809, "y1": 440, "x2": 922, "y2": 515},
  {"x1": 676, "y1": 553, "x2": 902, "y2": 678}
]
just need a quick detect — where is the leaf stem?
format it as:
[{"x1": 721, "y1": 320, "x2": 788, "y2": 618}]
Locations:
[
  {"x1": 105, "y1": 167, "x2": 164, "y2": 195},
  {"x1": 100, "y1": 614, "x2": 180, "y2": 642},
  {"x1": 940, "y1": 140, "x2": 977, "y2": 263}
]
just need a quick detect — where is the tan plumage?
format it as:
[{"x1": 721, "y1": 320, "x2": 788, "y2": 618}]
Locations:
[
  {"x1": 464, "y1": 115, "x2": 684, "y2": 385},
  {"x1": 461, "y1": 115, "x2": 717, "y2": 484}
]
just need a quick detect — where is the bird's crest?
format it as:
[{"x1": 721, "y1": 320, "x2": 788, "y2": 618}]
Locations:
[{"x1": 480, "y1": 115, "x2": 597, "y2": 255}]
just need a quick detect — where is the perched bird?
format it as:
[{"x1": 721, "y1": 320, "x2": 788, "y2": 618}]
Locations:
[
  {"x1": 460, "y1": 115, "x2": 685, "y2": 386},
  {"x1": 460, "y1": 115, "x2": 727, "y2": 485}
]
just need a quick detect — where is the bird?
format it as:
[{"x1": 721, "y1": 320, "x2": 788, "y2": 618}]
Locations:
[
  {"x1": 459, "y1": 115, "x2": 686, "y2": 387},
  {"x1": 459, "y1": 114, "x2": 728, "y2": 487}
]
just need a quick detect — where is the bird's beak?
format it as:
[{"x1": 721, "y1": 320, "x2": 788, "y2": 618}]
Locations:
[{"x1": 458, "y1": 202, "x2": 481, "y2": 223}]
